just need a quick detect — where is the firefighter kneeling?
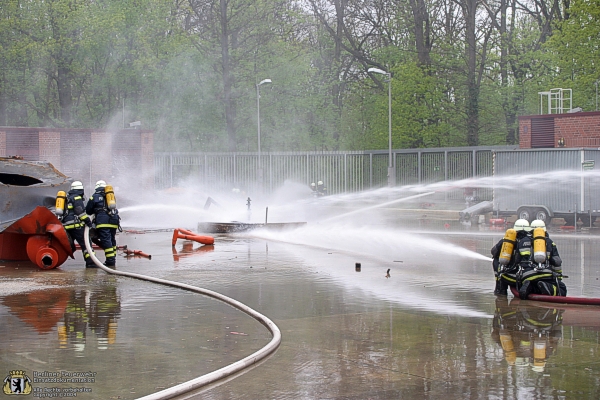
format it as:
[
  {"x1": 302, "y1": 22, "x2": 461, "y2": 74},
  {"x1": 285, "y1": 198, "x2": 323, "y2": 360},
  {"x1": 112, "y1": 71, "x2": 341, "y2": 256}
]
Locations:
[
  {"x1": 516, "y1": 220, "x2": 567, "y2": 300},
  {"x1": 491, "y1": 219, "x2": 531, "y2": 295}
]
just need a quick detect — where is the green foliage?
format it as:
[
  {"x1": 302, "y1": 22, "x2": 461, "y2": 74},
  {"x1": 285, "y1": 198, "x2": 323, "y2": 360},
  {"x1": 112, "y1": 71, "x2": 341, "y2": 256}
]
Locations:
[
  {"x1": 362, "y1": 62, "x2": 463, "y2": 150},
  {"x1": 2, "y1": 0, "x2": 599, "y2": 151},
  {"x1": 546, "y1": 0, "x2": 600, "y2": 111}
]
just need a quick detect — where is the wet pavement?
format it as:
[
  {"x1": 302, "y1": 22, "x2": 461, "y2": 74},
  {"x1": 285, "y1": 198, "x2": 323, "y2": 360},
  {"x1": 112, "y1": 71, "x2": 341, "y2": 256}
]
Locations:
[{"x1": 2, "y1": 210, "x2": 600, "y2": 399}]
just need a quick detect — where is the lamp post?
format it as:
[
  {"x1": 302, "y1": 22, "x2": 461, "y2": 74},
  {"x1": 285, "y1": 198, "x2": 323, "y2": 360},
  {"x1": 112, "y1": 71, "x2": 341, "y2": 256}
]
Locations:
[
  {"x1": 256, "y1": 78, "x2": 271, "y2": 189},
  {"x1": 368, "y1": 68, "x2": 394, "y2": 187}
]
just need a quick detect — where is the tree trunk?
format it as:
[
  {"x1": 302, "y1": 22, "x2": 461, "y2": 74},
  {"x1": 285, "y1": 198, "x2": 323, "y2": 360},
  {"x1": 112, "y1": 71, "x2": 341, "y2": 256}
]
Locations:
[
  {"x1": 409, "y1": 0, "x2": 431, "y2": 67},
  {"x1": 220, "y1": 0, "x2": 237, "y2": 151},
  {"x1": 465, "y1": 0, "x2": 479, "y2": 146},
  {"x1": 56, "y1": 64, "x2": 72, "y2": 126}
]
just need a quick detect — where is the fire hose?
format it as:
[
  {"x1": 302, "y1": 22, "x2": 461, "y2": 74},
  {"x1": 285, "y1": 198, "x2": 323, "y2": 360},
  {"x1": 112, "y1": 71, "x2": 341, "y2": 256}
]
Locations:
[{"x1": 83, "y1": 226, "x2": 281, "y2": 399}]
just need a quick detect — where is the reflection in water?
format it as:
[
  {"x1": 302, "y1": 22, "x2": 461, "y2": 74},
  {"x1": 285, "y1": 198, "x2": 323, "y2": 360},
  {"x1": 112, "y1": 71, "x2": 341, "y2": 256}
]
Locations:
[
  {"x1": 2, "y1": 288, "x2": 69, "y2": 334},
  {"x1": 492, "y1": 297, "x2": 562, "y2": 372},
  {"x1": 61, "y1": 284, "x2": 121, "y2": 353},
  {"x1": 172, "y1": 242, "x2": 215, "y2": 262},
  {"x1": 3, "y1": 281, "x2": 121, "y2": 352}
]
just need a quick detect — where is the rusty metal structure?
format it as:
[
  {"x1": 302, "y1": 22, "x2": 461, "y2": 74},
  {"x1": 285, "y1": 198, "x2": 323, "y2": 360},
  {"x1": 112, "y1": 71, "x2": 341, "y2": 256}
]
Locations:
[{"x1": 0, "y1": 158, "x2": 74, "y2": 268}]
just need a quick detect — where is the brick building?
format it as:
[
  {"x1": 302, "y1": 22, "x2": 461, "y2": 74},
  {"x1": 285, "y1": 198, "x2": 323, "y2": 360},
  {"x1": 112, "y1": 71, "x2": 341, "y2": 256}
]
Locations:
[
  {"x1": 0, "y1": 127, "x2": 154, "y2": 191},
  {"x1": 518, "y1": 111, "x2": 600, "y2": 149}
]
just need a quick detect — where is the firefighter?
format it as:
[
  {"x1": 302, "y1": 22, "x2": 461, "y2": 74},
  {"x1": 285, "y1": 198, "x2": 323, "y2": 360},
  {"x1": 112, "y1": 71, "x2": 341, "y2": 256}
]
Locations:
[
  {"x1": 86, "y1": 180, "x2": 120, "y2": 267},
  {"x1": 316, "y1": 180, "x2": 327, "y2": 196},
  {"x1": 491, "y1": 219, "x2": 531, "y2": 295},
  {"x1": 516, "y1": 219, "x2": 564, "y2": 299},
  {"x1": 58, "y1": 181, "x2": 95, "y2": 268},
  {"x1": 530, "y1": 219, "x2": 567, "y2": 296}
]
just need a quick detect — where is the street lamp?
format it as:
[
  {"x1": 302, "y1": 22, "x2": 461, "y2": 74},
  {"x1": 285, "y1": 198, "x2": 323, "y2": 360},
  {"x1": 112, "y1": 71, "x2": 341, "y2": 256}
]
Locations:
[
  {"x1": 368, "y1": 67, "x2": 395, "y2": 187},
  {"x1": 256, "y1": 78, "x2": 271, "y2": 189}
]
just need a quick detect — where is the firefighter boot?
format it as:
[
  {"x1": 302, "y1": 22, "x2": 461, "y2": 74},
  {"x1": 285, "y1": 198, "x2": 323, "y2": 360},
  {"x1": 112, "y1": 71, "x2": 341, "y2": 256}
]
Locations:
[
  {"x1": 519, "y1": 281, "x2": 531, "y2": 300},
  {"x1": 494, "y1": 279, "x2": 508, "y2": 296}
]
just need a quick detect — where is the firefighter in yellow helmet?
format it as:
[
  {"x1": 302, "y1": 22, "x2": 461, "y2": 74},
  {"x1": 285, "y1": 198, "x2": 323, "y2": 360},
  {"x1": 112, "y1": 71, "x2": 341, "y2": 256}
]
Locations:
[{"x1": 86, "y1": 180, "x2": 120, "y2": 267}]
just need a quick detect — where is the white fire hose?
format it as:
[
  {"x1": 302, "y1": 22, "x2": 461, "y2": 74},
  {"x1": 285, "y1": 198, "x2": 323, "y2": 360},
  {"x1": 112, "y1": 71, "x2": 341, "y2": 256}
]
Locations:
[{"x1": 84, "y1": 226, "x2": 281, "y2": 399}]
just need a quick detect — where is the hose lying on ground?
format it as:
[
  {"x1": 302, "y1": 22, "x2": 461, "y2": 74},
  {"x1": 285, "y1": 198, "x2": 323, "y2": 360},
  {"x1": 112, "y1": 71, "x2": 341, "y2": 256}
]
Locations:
[{"x1": 84, "y1": 226, "x2": 282, "y2": 400}]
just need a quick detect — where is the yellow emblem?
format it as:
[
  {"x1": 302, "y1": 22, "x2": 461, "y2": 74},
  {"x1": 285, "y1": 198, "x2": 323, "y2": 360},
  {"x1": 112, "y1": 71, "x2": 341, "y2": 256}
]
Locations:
[{"x1": 3, "y1": 370, "x2": 33, "y2": 395}]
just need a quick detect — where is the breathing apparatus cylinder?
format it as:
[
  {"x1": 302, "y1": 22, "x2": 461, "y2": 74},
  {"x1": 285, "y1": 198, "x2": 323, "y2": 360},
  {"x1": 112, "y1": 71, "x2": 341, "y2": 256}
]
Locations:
[
  {"x1": 105, "y1": 185, "x2": 117, "y2": 212},
  {"x1": 499, "y1": 331, "x2": 516, "y2": 365},
  {"x1": 533, "y1": 227, "x2": 547, "y2": 264},
  {"x1": 532, "y1": 339, "x2": 547, "y2": 372},
  {"x1": 55, "y1": 191, "x2": 67, "y2": 217},
  {"x1": 499, "y1": 229, "x2": 517, "y2": 266}
]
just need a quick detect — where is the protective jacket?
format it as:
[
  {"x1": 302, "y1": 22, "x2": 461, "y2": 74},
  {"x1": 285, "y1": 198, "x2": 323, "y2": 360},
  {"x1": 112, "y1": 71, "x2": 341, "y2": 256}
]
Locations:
[
  {"x1": 491, "y1": 230, "x2": 529, "y2": 289},
  {"x1": 62, "y1": 189, "x2": 92, "y2": 229},
  {"x1": 86, "y1": 188, "x2": 119, "y2": 229},
  {"x1": 85, "y1": 186, "x2": 120, "y2": 266},
  {"x1": 515, "y1": 232, "x2": 566, "y2": 298}
]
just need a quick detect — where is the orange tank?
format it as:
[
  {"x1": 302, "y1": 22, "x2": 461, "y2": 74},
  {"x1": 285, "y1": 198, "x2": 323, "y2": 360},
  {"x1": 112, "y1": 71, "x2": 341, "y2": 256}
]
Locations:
[{"x1": 0, "y1": 206, "x2": 74, "y2": 269}]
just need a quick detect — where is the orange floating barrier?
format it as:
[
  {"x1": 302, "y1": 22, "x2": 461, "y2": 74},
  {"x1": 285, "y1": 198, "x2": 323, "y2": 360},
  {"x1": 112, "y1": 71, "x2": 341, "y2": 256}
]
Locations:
[{"x1": 172, "y1": 228, "x2": 214, "y2": 246}]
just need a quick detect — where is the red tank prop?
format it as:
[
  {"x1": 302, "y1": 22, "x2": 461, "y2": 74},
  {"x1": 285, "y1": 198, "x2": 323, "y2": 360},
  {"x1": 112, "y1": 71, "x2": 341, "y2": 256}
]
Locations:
[
  {"x1": 0, "y1": 206, "x2": 74, "y2": 269},
  {"x1": 124, "y1": 249, "x2": 152, "y2": 259},
  {"x1": 172, "y1": 228, "x2": 214, "y2": 246},
  {"x1": 510, "y1": 286, "x2": 600, "y2": 306}
]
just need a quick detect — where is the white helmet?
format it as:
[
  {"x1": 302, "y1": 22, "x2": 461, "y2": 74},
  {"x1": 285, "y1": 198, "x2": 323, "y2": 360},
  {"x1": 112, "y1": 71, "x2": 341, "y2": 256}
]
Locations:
[
  {"x1": 530, "y1": 219, "x2": 546, "y2": 232},
  {"x1": 317, "y1": 181, "x2": 323, "y2": 186},
  {"x1": 514, "y1": 219, "x2": 531, "y2": 232},
  {"x1": 95, "y1": 180, "x2": 106, "y2": 189},
  {"x1": 71, "y1": 181, "x2": 84, "y2": 190}
]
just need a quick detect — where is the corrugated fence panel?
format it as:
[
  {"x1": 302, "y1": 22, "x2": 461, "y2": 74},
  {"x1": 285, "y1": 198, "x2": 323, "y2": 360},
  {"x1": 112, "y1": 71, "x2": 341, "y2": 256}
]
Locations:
[
  {"x1": 396, "y1": 153, "x2": 419, "y2": 186},
  {"x1": 421, "y1": 152, "x2": 445, "y2": 183},
  {"x1": 154, "y1": 147, "x2": 508, "y2": 195}
]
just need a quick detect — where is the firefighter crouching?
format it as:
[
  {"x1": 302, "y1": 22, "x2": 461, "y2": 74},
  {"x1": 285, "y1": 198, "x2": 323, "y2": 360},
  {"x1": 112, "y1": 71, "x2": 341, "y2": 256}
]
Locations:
[
  {"x1": 56, "y1": 181, "x2": 95, "y2": 268},
  {"x1": 491, "y1": 219, "x2": 531, "y2": 295},
  {"x1": 86, "y1": 180, "x2": 121, "y2": 267},
  {"x1": 516, "y1": 219, "x2": 566, "y2": 300}
]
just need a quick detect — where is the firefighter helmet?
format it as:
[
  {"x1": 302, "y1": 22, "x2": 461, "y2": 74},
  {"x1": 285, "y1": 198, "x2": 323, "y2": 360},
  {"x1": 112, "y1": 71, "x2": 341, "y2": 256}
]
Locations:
[
  {"x1": 514, "y1": 219, "x2": 531, "y2": 232},
  {"x1": 71, "y1": 181, "x2": 84, "y2": 190},
  {"x1": 530, "y1": 219, "x2": 546, "y2": 232}
]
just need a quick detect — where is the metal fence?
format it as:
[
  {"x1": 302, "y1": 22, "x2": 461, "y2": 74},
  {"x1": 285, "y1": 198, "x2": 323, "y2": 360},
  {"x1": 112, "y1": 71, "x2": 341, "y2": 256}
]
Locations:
[{"x1": 155, "y1": 146, "x2": 512, "y2": 196}]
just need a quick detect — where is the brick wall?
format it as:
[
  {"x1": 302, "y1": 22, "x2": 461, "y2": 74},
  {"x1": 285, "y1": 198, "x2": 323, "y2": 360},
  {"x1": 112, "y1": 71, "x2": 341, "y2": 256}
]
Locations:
[
  {"x1": 39, "y1": 131, "x2": 61, "y2": 170},
  {"x1": 91, "y1": 131, "x2": 113, "y2": 183},
  {"x1": 519, "y1": 119, "x2": 532, "y2": 148},
  {"x1": 0, "y1": 131, "x2": 5, "y2": 157},
  {"x1": 141, "y1": 132, "x2": 154, "y2": 190},
  {"x1": 0, "y1": 127, "x2": 154, "y2": 190},
  {"x1": 519, "y1": 111, "x2": 600, "y2": 148}
]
